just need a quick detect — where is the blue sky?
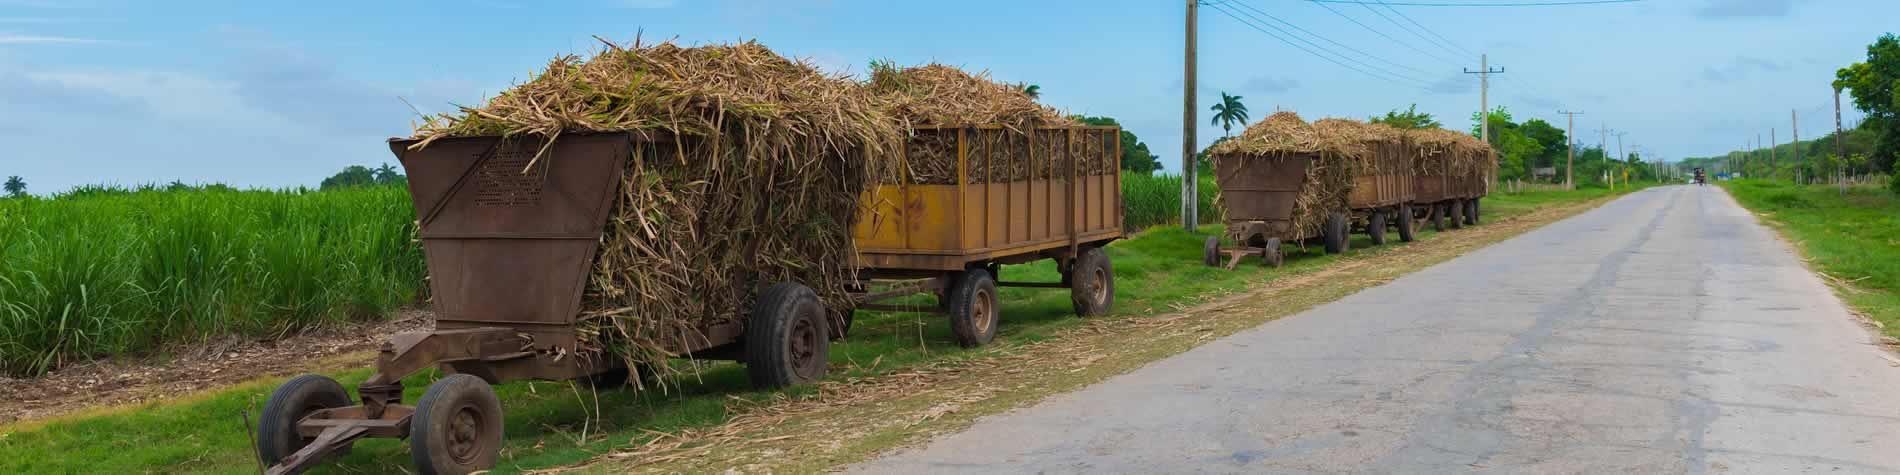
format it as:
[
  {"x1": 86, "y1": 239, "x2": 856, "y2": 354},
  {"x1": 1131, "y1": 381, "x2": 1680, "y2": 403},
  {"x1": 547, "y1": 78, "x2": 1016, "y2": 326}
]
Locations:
[{"x1": 0, "y1": 0, "x2": 1888, "y2": 192}]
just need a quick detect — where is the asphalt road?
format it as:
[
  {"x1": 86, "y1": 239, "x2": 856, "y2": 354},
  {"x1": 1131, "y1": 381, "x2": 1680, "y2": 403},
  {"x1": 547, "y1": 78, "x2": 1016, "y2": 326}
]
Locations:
[{"x1": 850, "y1": 186, "x2": 1900, "y2": 474}]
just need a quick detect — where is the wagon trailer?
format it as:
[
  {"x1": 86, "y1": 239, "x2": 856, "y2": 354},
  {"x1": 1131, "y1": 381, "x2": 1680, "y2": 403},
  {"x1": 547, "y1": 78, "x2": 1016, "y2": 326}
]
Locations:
[
  {"x1": 851, "y1": 125, "x2": 1124, "y2": 347},
  {"x1": 1202, "y1": 113, "x2": 1366, "y2": 269},
  {"x1": 1407, "y1": 128, "x2": 1492, "y2": 232},
  {"x1": 1315, "y1": 119, "x2": 1417, "y2": 248},
  {"x1": 255, "y1": 124, "x2": 1123, "y2": 474}
]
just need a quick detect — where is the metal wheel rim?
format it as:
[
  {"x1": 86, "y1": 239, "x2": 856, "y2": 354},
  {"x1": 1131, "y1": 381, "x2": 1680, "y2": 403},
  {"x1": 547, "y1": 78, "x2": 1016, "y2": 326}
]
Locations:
[
  {"x1": 790, "y1": 315, "x2": 820, "y2": 379},
  {"x1": 973, "y1": 288, "x2": 995, "y2": 331},
  {"x1": 1088, "y1": 267, "x2": 1108, "y2": 303},
  {"x1": 446, "y1": 404, "x2": 482, "y2": 464}
]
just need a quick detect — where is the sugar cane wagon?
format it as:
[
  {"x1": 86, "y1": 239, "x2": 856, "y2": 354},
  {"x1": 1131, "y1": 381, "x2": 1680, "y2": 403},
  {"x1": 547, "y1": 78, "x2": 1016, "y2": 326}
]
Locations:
[
  {"x1": 1202, "y1": 112, "x2": 1366, "y2": 269},
  {"x1": 852, "y1": 125, "x2": 1123, "y2": 347},
  {"x1": 253, "y1": 45, "x2": 1120, "y2": 475},
  {"x1": 1315, "y1": 119, "x2": 1417, "y2": 247},
  {"x1": 1407, "y1": 128, "x2": 1492, "y2": 231}
]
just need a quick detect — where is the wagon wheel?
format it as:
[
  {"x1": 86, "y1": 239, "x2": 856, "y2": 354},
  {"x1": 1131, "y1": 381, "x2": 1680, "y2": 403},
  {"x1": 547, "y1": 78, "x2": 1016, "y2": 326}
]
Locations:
[
  {"x1": 1396, "y1": 203, "x2": 1417, "y2": 242},
  {"x1": 411, "y1": 374, "x2": 503, "y2": 475},
  {"x1": 1262, "y1": 238, "x2": 1285, "y2": 268},
  {"x1": 1447, "y1": 199, "x2": 1465, "y2": 229},
  {"x1": 744, "y1": 282, "x2": 830, "y2": 389},
  {"x1": 1070, "y1": 247, "x2": 1114, "y2": 317},
  {"x1": 1203, "y1": 236, "x2": 1221, "y2": 267},
  {"x1": 1367, "y1": 210, "x2": 1388, "y2": 246},
  {"x1": 1323, "y1": 212, "x2": 1351, "y2": 254},
  {"x1": 1468, "y1": 198, "x2": 1482, "y2": 225},
  {"x1": 947, "y1": 268, "x2": 1000, "y2": 348},
  {"x1": 257, "y1": 374, "x2": 353, "y2": 467},
  {"x1": 1428, "y1": 202, "x2": 1445, "y2": 231}
]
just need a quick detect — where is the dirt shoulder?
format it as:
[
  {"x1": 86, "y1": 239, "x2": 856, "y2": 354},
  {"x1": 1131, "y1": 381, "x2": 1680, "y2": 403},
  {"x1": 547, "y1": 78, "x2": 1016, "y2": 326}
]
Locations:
[
  {"x1": 542, "y1": 195, "x2": 1622, "y2": 474},
  {"x1": 0, "y1": 310, "x2": 429, "y2": 425}
]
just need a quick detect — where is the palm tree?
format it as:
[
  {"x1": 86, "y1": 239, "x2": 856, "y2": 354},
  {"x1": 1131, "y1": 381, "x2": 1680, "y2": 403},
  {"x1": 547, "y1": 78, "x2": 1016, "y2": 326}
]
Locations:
[
  {"x1": 1020, "y1": 84, "x2": 1041, "y2": 99},
  {"x1": 3, "y1": 176, "x2": 24, "y2": 197},
  {"x1": 1210, "y1": 92, "x2": 1249, "y2": 137}
]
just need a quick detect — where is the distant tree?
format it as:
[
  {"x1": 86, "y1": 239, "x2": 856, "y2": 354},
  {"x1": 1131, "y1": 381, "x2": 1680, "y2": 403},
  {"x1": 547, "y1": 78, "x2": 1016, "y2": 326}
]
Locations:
[
  {"x1": 1071, "y1": 116, "x2": 1162, "y2": 174},
  {"x1": 1369, "y1": 104, "x2": 1440, "y2": 130},
  {"x1": 1517, "y1": 119, "x2": 1568, "y2": 169},
  {"x1": 1467, "y1": 106, "x2": 1515, "y2": 141},
  {"x1": 3, "y1": 176, "x2": 25, "y2": 197},
  {"x1": 1835, "y1": 33, "x2": 1900, "y2": 171},
  {"x1": 320, "y1": 165, "x2": 378, "y2": 191},
  {"x1": 1209, "y1": 92, "x2": 1249, "y2": 137},
  {"x1": 372, "y1": 163, "x2": 406, "y2": 185},
  {"x1": 1020, "y1": 84, "x2": 1041, "y2": 99}
]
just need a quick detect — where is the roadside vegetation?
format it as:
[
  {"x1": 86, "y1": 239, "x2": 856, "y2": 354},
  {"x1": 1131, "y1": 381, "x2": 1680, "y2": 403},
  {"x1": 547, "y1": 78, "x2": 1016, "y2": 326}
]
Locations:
[
  {"x1": 1720, "y1": 179, "x2": 1900, "y2": 336},
  {"x1": 0, "y1": 184, "x2": 424, "y2": 376},
  {"x1": 0, "y1": 185, "x2": 1643, "y2": 474}
]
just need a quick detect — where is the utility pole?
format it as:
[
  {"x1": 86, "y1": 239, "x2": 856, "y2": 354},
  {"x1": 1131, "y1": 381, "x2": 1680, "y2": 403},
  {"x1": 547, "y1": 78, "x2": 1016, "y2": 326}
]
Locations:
[
  {"x1": 1560, "y1": 110, "x2": 1583, "y2": 189},
  {"x1": 1836, "y1": 88, "x2": 1847, "y2": 195},
  {"x1": 1465, "y1": 54, "x2": 1505, "y2": 145},
  {"x1": 1756, "y1": 133, "x2": 1762, "y2": 177},
  {"x1": 1614, "y1": 131, "x2": 1628, "y2": 163},
  {"x1": 1770, "y1": 128, "x2": 1777, "y2": 180},
  {"x1": 1181, "y1": 0, "x2": 1198, "y2": 232},
  {"x1": 1791, "y1": 110, "x2": 1800, "y2": 185}
]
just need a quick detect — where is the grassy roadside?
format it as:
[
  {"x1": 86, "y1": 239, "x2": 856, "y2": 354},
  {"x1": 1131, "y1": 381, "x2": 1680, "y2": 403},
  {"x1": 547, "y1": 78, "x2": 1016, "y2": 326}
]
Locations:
[
  {"x1": 0, "y1": 186, "x2": 1641, "y2": 474},
  {"x1": 1718, "y1": 179, "x2": 1900, "y2": 337}
]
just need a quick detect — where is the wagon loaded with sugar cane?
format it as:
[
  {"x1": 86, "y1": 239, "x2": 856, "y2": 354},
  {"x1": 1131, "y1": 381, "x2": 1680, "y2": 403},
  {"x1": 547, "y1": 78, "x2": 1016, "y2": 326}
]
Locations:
[
  {"x1": 253, "y1": 43, "x2": 1118, "y2": 475},
  {"x1": 1314, "y1": 118, "x2": 1417, "y2": 246},
  {"x1": 1202, "y1": 112, "x2": 1369, "y2": 269},
  {"x1": 1406, "y1": 128, "x2": 1494, "y2": 231}
]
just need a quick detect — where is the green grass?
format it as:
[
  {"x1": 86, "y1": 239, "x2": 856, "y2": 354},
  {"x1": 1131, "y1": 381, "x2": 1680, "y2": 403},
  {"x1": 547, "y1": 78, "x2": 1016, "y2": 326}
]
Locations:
[
  {"x1": 1719, "y1": 179, "x2": 1900, "y2": 333},
  {"x1": 0, "y1": 185, "x2": 1630, "y2": 475},
  {"x1": 0, "y1": 186, "x2": 424, "y2": 376}
]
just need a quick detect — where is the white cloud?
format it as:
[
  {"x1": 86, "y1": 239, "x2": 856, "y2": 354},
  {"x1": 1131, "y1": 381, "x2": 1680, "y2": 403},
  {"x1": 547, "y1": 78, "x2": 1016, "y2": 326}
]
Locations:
[{"x1": 0, "y1": 33, "x2": 111, "y2": 44}]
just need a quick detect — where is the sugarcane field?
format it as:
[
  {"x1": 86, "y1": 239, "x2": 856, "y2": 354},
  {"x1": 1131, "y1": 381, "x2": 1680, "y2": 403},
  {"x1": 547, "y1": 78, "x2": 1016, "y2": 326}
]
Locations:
[{"x1": 8, "y1": 2, "x2": 1900, "y2": 474}]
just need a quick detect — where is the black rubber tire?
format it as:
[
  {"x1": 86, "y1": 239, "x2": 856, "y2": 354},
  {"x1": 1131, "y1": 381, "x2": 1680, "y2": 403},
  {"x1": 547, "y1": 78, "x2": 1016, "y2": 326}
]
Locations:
[
  {"x1": 1397, "y1": 203, "x2": 1417, "y2": 242},
  {"x1": 257, "y1": 374, "x2": 353, "y2": 467},
  {"x1": 1203, "y1": 236, "x2": 1220, "y2": 267},
  {"x1": 744, "y1": 282, "x2": 829, "y2": 389},
  {"x1": 947, "y1": 268, "x2": 1000, "y2": 348},
  {"x1": 1367, "y1": 210, "x2": 1388, "y2": 246},
  {"x1": 1468, "y1": 198, "x2": 1482, "y2": 225},
  {"x1": 1070, "y1": 247, "x2": 1114, "y2": 317},
  {"x1": 1428, "y1": 202, "x2": 1445, "y2": 231},
  {"x1": 410, "y1": 374, "x2": 503, "y2": 475},
  {"x1": 1263, "y1": 238, "x2": 1285, "y2": 267},
  {"x1": 1448, "y1": 199, "x2": 1465, "y2": 229},
  {"x1": 1323, "y1": 212, "x2": 1350, "y2": 254}
]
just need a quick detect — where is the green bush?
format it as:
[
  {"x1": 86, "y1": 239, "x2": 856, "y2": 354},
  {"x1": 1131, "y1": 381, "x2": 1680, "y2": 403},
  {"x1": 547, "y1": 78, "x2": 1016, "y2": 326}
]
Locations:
[{"x1": 1889, "y1": 172, "x2": 1900, "y2": 196}]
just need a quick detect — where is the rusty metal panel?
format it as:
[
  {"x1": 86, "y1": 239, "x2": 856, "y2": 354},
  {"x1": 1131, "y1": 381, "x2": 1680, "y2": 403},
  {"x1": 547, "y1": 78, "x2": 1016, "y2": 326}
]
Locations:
[
  {"x1": 389, "y1": 133, "x2": 628, "y2": 349},
  {"x1": 1215, "y1": 155, "x2": 1309, "y2": 222},
  {"x1": 1009, "y1": 181, "x2": 1030, "y2": 243}
]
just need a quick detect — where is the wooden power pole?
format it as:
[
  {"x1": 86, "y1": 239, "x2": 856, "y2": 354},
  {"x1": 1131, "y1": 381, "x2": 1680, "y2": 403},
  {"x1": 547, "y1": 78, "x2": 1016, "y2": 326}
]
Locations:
[
  {"x1": 1836, "y1": 88, "x2": 1847, "y2": 195},
  {"x1": 1464, "y1": 54, "x2": 1505, "y2": 145},
  {"x1": 1560, "y1": 110, "x2": 1583, "y2": 189},
  {"x1": 1181, "y1": 0, "x2": 1198, "y2": 232},
  {"x1": 1791, "y1": 110, "x2": 1800, "y2": 184},
  {"x1": 1770, "y1": 128, "x2": 1777, "y2": 180}
]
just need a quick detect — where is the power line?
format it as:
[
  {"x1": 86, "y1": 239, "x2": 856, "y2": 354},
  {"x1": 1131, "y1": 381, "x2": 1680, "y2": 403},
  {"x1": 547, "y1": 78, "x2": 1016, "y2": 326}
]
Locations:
[
  {"x1": 1301, "y1": 0, "x2": 1464, "y2": 69},
  {"x1": 1307, "y1": 0, "x2": 1642, "y2": 6},
  {"x1": 1369, "y1": 0, "x2": 1475, "y2": 56},
  {"x1": 1351, "y1": 1, "x2": 1468, "y2": 62},
  {"x1": 1206, "y1": 2, "x2": 1432, "y2": 89},
  {"x1": 1225, "y1": 0, "x2": 1434, "y2": 76}
]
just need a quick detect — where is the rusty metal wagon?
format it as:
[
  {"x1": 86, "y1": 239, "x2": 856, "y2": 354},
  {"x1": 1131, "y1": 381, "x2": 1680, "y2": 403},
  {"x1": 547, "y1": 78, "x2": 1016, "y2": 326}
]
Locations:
[
  {"x1": 1408, "y1": 130, "x2": 1493, "y2": 232},
  {"x1": 255, "y1": 125, "x2": 1122, "y2": 474},
  {"x1": 1202, "y1": 114, "x2": 1368, "y2": 269},
  {"x1": 1325, "y1": 120, "x2": 1417, "y2": 248}
]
